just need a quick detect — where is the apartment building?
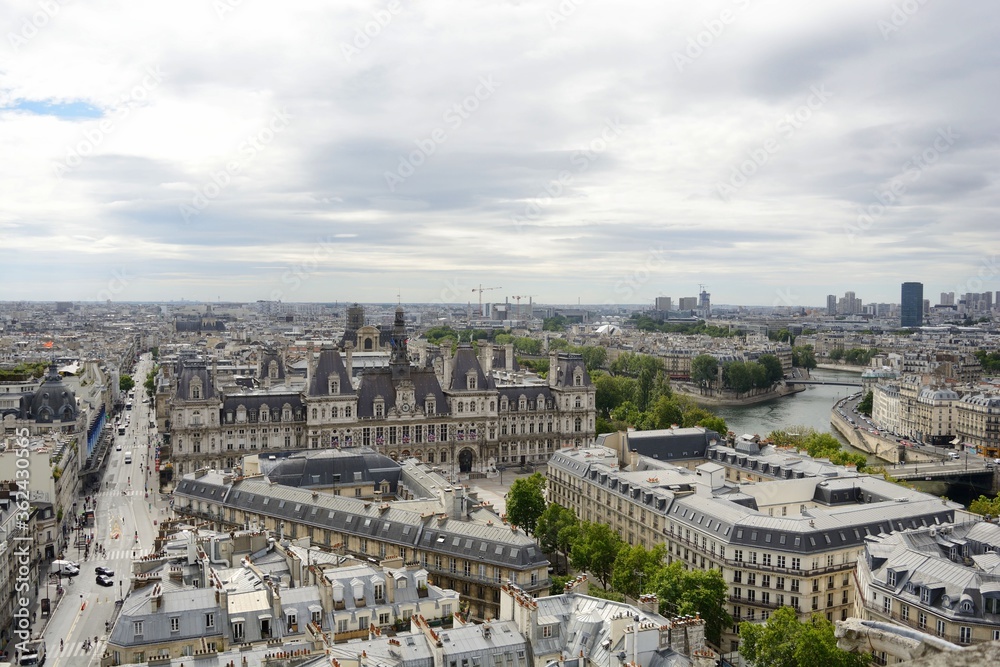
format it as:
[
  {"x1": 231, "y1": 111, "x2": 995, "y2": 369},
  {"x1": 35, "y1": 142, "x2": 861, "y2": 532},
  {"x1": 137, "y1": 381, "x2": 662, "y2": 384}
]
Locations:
[
  {"x1": 955, "y1": 394, "x2": 1000, "y2": 459},
  {"x1": 856, "y1": 520, "x2": 1000, "y2": 660},
  {"x1": 172, "y1": 464, "x2": 550, "y2": 620},
  {"x1": 546, "y1": 444, "x2": 959, "y2": 653}
]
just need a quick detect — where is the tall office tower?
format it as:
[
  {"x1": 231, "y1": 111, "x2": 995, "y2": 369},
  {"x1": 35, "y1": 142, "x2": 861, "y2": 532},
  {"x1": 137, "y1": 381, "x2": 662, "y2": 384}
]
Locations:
[
  {"x1": 940, "y1": 292, "x2": 955, "y2": 306},
  {"x1": 827, "y1": 295, "x2": 837, "y2": 316},
  {"x1": 655, "y1": 297, "x2": 672, "y2": 311},
  {"x1": 900, "y1": 282, "x2": 923, "y2": 327},
  {"x1": 678, "y1": 297, "x2": 697, "y2": 310},
  {"x1": 699, "y1": 290, "x2": 711, "y2": 315}
]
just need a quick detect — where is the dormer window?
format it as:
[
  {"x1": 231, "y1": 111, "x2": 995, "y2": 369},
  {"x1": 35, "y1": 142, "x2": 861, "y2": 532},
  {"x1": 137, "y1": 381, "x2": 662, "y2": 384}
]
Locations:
[
  {"x1": 574, "y1": 371, "x2": 583, "y2": 386},
  {"x1": 190, "y1": 377, "x2": 203, "y2": 400},
  {"x1": 921, "y1": 589, "x2": 931, "y2": 604},
  {"x1": 962, "y1": 600, "x2": 974, "y2": 613},
  {"x1": 426, "y1": 397, "x2": 435, "y2": 415},
  {"x1": 467, "y1": 372, "x2": 477, "y2": 390},
  {"x1": 374, "y1": 399, "x2": 384, "y2": 419},
  {"x1": 887, "y1": 571, "x2": 897, "y2": 586},
  {"x1": 329, "y1": 376, "x2": 339, "y2": 394}
]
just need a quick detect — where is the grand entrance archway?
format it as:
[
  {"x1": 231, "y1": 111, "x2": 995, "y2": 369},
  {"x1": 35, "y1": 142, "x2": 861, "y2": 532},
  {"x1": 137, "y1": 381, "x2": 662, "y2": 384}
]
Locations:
[{"x1": 458, "y1": 448, "x2": 475, "y2": 473}]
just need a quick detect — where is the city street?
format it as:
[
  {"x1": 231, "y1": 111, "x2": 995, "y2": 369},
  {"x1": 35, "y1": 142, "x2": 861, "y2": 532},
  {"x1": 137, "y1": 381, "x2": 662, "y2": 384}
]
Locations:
[{"x1": 39, "y1": 353, "x2": 165, "y2": 667}]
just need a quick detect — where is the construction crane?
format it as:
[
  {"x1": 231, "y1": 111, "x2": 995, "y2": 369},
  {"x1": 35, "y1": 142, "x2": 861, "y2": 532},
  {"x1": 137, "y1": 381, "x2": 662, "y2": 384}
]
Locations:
[
  {"x1": 509, "y1": 295, "x2": 538, "y2": 319},
  {"x1": 472, "y1": 285, "x2": 502, "y2": 316}
]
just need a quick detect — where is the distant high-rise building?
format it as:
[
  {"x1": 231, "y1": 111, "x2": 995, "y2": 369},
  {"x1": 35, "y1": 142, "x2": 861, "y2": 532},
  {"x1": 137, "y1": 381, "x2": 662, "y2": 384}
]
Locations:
[
  {"x1": 655, "y1": 297, "x2": 672, "y2": 311},
  {"x1": 699, "y1": 290, "x2": 711, "y2": 315},
  {"x1": 678, "y1": 297, "x2": 697, "y2": 311},
  {"x1": 900, "y1": 282, "x2": 923, "y2": 327},
  {"x1": 346, "y1": 303, "x2": 365, "y2": 331},
  {"x1": 827, "y1": 295, "x2": 837, "y2": 316},
  {"x1": 939, "y1": 292, "x2": 955, "y2": 306}
]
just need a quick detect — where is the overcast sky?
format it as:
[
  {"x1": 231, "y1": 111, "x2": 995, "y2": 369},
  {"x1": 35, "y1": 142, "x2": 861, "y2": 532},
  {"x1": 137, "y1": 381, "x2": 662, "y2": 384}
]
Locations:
[{"x1": 2, "y1": 0, "x2": 998, "y2": 307}]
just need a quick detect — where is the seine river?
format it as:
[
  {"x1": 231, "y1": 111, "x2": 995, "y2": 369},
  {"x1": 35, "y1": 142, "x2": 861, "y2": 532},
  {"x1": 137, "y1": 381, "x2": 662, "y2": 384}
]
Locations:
[
  {"x1": 712, "y1": 368, "x2": 861, "y2": 442},
  {"x1": 712, "y1": 368, "x2": 984, "y2": 507}
]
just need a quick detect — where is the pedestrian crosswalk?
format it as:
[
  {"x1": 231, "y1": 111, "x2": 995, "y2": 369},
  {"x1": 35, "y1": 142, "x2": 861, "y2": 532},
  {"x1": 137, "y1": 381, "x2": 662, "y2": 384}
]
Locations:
[
  {"x1": 99, "y1": 549, "x2": 142, "y2": 561},
  {"x1": 58, "y1": 640, "x2": 104, "y2": 657},
  {"x1": 96, "y1": 488, "x2": 145, "y2": 499}
]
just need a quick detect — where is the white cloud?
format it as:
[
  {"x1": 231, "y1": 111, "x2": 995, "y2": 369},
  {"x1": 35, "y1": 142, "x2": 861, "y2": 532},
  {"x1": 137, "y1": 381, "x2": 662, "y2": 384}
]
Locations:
[{"x1": 1, "y1": 0, "x2": 998, "y2": 305}]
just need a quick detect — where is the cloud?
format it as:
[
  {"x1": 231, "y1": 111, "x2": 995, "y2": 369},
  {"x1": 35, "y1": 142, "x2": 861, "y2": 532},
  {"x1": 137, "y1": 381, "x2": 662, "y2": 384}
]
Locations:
[{"x1": 1, "y1": 0, "x2": 998, "y2": 305}]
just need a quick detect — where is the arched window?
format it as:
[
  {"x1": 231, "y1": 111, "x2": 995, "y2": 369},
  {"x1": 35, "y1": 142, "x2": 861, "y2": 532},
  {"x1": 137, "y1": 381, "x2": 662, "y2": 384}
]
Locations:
[
  {"x1": 457, "y1": 402, "x2": 464, "y2": 413},
  {"x1": 489, "y1": 401, "x2": 495, "y2": 412},
  {"x1": 574, "y1": 417, "x2": 582, "y2": 432},
  {"x1": 345, "y1": 405, "x2": 352, "y2": 418},
  {"x1": 574, "y1": 396, "x2": 582, "y2": 408}
]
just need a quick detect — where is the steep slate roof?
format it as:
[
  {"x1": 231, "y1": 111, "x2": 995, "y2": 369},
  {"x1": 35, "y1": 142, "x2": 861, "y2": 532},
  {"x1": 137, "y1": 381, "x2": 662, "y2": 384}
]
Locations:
[
  {"x1": 174, "y1": 473, "x2": 547, "y2": 571},
  {"x1": 308, "y1": 346, "x2": 355, "y2": 397},
  {"x1": 176, "y1": 360, "x2": 217, "y2": 400},
  {"x1": 550, "y1": 353, "x2": 591, "y2": 388},
  {"x1": 263, "y1": 448, "x2": 402, "y2": 490},
  {"x1": 448, "y1": 344, "x2": 494, "y2": 391},
  {"x1": 355, "y1": 368, "x2": 448, "y2": 418}
]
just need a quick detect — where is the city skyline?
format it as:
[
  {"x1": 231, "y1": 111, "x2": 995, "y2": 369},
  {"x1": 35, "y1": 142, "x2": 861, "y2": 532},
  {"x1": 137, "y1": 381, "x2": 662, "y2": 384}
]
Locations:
[{"x1": 2, "y1": 1, "x2": 998, "y2": 305}]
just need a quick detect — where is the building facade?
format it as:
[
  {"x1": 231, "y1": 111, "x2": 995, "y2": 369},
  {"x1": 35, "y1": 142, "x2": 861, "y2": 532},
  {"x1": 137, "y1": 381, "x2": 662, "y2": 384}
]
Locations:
[
  {"x1": 546, "y1": 444, "x2": 959, "y2": 653},
  {"x1": 164, "y1": 308, "x2": 596, "y2": 477}
]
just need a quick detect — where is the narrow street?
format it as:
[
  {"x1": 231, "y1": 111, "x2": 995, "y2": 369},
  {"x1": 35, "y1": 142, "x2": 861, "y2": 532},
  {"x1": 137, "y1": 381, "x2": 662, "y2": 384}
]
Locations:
[{"x1": 35, "y1": 353, "x2": 168, "y2": 667}]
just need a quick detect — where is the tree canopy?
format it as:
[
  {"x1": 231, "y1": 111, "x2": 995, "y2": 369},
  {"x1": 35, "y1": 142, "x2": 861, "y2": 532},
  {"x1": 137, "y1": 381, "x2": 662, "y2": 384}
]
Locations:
[
  {"x1": 505, "y1": 472, "x2": 546, "y2": 534},
  {"x1": 767, "y1": 429, "x2": 869, "y2": 471},
  {"x1": 119, "y1": 374, "x2": 135, "y2": 393},
  {"x1": 570, "y1": 521, "x2": 623, "y2": 589},
  {"x1": 857, "y1": 390, "x2": 873, "y2": 416},
  {"x1": 791, "y1": 345, "x2": 817, "y2": 369},
  {"x1": 739, "y1": 607, "x2": 870, "y2": 667}
]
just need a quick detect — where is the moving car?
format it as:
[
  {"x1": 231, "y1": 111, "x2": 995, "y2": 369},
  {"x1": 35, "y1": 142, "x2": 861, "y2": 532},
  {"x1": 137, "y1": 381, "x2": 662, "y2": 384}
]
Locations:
[
  {"x1": 96, "y1": 574, "x2": 114, "y2": 587},
  {"x1": 96, "y1": 566, "x2": 115, "y2": 577}
]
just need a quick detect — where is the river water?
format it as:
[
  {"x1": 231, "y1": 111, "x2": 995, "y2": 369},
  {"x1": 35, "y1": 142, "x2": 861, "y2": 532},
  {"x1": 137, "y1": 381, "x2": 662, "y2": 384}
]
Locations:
[
  {"x1": 712, "y1": 368, "x2": 860, "y2": 442},
  {"x1": 712, "y1": 368, "x2": 985, "y2": 507}
]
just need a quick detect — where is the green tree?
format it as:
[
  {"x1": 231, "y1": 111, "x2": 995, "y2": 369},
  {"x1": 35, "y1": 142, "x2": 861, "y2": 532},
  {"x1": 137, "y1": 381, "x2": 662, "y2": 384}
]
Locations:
[
  {"x1": 513, "y1": 337, "x2": 542, "y2": 355},
  {"x1": 649, "y1": 395, "x2": 684, "y2": 429},
  {"x1": 791, "y1": 345, "x2": 817, "y2": 369},
  {"x1": 144, "y1": 367, "x2": 159, "y2": 400},
  {"x1": 757, "y1": 354, "x2": 784, "y2": 385},
  {"x1": 611, "y1": 543, "x2": 666, "y2": 599},
  {"x1": 722, "y1": 361, "x2": 754, "y2": 393},
  {"x1": 739, "y1": 606, "x2": 870, "y2": 667},
  {"x1": 543, "y1": 315, "x2": 568, "y2": 331},
  {"x1": 857, "y1": 390, "x2": 873, "y2": 416},
  {"x1": 595, "y1": 375, "x2": 638, "y2": 417},
  {"x1": 535, "y1": 503, "x2": 579, "y2": 573},
  {"x1": 652, "y1": 561, "x2": 731, "y2": 647},
  {"x1": 570, "y1": 521, "x2": 624, "y2": 589},
  {"x1": 690, "y1": 354, "x2": 719, "y2": 390},
  {"x1": 548, "y1": 337, "x2": 570, "y2": 351},
  {"x1": 829, "y1": 348, "x2": 845, "y2": 361},
  {"x1": 576, "y1": 346, "x2": 608, "y2": 372},
  {"x1": 970, "y1": 493, "x2": 1000, "y2": 516},
  {"x1": 505, "y1": 472, "x2": 546, "y2": 534},
  {"x1": 119, "y1": 374, "x2": 135, "y2": 393},
  {"x1": 697, "y1": 415, "x2": 729, "y2": 436}
]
